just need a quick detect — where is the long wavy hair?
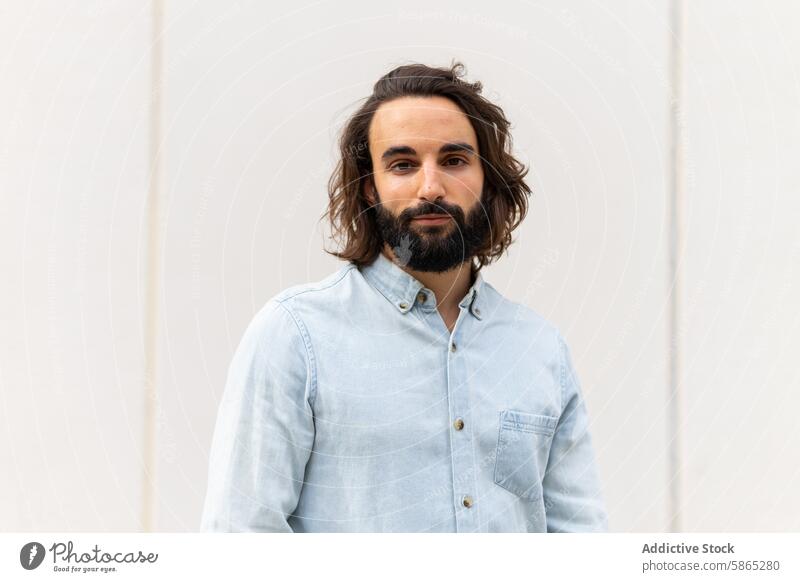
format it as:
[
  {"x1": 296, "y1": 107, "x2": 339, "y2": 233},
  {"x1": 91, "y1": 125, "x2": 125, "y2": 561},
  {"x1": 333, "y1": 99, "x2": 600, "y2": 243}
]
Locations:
[{"x1": 323, "y1": 61, "x2": 532, "y2": 272}]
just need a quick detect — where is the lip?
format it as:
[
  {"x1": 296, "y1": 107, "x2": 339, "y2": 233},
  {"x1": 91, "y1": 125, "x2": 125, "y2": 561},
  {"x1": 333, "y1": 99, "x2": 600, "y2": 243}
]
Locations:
[{"x1": 412, "y1": 215, "x2": 451, "y2": 225}]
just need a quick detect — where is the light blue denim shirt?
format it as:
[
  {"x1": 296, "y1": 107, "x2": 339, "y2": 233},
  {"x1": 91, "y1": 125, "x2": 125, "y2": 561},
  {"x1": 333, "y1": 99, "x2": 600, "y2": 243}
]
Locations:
[{"x1": 200, "y1": 252, "x2": 608, "y2": 532}]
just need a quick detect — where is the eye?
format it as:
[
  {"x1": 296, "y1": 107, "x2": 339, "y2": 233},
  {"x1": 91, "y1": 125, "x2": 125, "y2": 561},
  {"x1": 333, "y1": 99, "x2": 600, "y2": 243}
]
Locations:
[
  {"x1": 389, "y1": 161, "x2": 414, "y2": 172},
  {"x1": 444, "y1": 157, "x2": 467, "y2": 167}
]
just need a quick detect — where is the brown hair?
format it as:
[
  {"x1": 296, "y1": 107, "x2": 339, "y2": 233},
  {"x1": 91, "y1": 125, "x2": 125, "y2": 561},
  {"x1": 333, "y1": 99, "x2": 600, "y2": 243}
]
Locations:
[{"x1": 323, "y1": 61, "x2": 532, "y2": 271}]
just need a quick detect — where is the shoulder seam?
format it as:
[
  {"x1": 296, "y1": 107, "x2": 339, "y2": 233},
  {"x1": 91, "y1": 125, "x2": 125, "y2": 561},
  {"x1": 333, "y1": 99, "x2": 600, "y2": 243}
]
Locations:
[{"x1": 274, "y1": 265, "x2": 356, "y2": 302}]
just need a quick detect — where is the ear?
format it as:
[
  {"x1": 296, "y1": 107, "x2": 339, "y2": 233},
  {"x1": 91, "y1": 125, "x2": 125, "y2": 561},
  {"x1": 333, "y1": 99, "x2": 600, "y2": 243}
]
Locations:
[{"x1": 363, "y1": 178, "x2": 376, "y2": 206}]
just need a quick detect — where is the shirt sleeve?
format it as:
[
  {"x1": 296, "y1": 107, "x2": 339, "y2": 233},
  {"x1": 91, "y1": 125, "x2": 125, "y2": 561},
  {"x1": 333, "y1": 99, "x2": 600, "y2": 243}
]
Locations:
[
  {"x1": 200, "y1": 299, "x2": 316, "y2": 532},
  {"x1": 542, "y1": 332, "x2": 609, "y2": 532}
]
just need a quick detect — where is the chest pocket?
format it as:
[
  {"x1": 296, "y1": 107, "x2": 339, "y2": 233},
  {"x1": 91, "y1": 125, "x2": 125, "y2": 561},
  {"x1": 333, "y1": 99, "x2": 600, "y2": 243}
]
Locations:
[{"x1": 493, "y1": 409, "x2": 559, "y2": 500}]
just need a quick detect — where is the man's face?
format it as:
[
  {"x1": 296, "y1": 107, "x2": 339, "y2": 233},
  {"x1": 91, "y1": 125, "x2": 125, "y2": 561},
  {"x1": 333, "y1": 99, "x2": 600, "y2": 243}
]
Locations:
[{"x1": 365, "y1": 96, "x2": 489, "y2": 272}]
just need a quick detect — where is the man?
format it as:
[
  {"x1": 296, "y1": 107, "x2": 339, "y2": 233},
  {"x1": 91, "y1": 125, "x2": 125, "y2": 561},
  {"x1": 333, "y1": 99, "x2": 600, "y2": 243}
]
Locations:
[{"x1": 200, "y1": 62, "x2": 608, "y2": 532}]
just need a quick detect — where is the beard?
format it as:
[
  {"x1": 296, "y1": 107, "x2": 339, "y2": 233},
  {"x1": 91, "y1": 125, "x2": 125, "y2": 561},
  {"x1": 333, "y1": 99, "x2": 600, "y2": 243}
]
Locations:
[{"x1": 373, "y1": 194, "x2": 491, "y2": 273}]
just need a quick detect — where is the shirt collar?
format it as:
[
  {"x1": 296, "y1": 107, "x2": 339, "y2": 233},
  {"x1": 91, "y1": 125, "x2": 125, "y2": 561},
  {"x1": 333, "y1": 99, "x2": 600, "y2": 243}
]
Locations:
[{"x1": 359, "y1": 252, "x2": 485, "y2": 320}]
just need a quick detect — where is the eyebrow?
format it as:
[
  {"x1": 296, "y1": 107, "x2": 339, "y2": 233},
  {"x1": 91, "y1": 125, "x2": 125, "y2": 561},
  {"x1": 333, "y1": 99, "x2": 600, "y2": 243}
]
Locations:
[{"x1": 380, "y1": 141, "x2": 476, "y2": 161}]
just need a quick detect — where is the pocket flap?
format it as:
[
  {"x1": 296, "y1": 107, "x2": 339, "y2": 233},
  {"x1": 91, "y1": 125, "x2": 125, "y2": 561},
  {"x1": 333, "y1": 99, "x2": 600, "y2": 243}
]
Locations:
[{"x1": 500, "y1": 409, "x2": 558, "y2": 436}]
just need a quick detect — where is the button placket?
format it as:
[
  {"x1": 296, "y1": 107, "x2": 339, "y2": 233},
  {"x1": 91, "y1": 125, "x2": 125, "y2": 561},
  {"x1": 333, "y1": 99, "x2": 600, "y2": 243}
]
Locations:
[{"x1": 446, "y1": 313, "x2": 480, "y2": 532}]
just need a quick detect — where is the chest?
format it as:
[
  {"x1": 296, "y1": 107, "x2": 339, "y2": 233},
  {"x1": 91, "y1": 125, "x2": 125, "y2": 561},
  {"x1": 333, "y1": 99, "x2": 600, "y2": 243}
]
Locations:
[{"x1": 309, "y1": 323, "x2": 562, "y2": 458}]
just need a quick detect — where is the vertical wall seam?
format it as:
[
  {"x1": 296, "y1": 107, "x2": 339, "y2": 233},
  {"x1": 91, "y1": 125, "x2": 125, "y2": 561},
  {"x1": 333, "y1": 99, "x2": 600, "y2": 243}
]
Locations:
[
  {"x1": 143, "y1": 0, "x2": 164, "y2": 533},
  {"x1": 668, "y1": 0, "x2": 687, "y2": 533}
]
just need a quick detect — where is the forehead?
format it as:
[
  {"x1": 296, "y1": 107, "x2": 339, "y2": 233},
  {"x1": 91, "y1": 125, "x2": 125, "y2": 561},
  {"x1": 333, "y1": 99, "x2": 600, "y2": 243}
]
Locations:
[{"x1": 368, "y1": 96, "x2": 478, "y2": 151}]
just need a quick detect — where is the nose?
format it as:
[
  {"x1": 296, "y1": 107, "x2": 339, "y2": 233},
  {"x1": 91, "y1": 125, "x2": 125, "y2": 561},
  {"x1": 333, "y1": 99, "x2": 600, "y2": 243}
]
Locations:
[{"x1": 417, "y1": 159, "x2": 446, "y2": 202}]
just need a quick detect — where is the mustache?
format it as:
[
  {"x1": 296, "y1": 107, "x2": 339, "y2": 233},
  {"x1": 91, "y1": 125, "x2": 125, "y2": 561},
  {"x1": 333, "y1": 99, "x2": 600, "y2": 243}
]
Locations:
[{"x1": 399, "y1": 201, "x2": 464, "y2": 224}]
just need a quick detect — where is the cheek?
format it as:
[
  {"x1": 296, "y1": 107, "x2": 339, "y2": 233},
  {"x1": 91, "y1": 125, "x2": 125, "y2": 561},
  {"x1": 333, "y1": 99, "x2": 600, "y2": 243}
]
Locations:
[
  {"x1": 453, "y1": 168, "x2": 484, "y2": 201},
  {"x1": 375, "y1": 175, "x2": 414, "y2": 206}
]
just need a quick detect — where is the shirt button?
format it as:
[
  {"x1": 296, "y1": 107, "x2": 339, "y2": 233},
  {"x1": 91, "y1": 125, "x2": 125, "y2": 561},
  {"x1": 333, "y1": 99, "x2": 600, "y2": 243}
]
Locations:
[
  {"x1": 416, "y1": 291, "x2": 426, "y2": 304},
  {"x1": 450, "y1": 342, "x2": 457, "y2": 352},
  {"x1": 453, "y1": 418, "x2": 464, "y2": 431},
  {"x1": 474, "y1": 307, "x2": 481, "y2": 316},
  {"x1": 462, "y1": 495, "x2": 474, "y2": 508},
  {"x1": 398, "y1": 301, "x2": 408, "y2": 310}
]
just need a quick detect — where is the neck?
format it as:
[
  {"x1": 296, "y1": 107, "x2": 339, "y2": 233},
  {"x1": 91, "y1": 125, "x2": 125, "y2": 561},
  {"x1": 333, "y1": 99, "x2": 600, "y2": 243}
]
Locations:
[{"x1": 381, "y1": 245, "x2": 475, "y2": 313}]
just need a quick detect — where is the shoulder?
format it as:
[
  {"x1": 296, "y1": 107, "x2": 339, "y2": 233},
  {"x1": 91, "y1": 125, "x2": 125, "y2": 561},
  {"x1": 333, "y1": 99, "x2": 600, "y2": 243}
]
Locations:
[
  {"x1": 269, "y1": 263, "x2": 357, "y2": 307},
  {"x1": 245, "y1": 263, "x2": 357, "y2": 338},
  {"x1": 484, "y1": 281, "x2": 563, "y2": 341}
]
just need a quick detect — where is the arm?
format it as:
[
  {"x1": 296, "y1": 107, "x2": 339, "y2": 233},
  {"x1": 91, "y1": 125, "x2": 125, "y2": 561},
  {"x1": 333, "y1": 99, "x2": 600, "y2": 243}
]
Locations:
[
  {"x1": 200, "y1": 299, "x2": 316, "y2": 532},
  {"x1": 542, "y1": 332, "x2": 608, "y2": 532}
]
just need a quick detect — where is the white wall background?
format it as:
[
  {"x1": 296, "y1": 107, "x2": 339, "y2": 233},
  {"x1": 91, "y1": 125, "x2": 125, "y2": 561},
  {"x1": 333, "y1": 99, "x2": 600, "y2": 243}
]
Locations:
[{"x1": 1, "y1": 0, "x2": 798, "y2": 532}]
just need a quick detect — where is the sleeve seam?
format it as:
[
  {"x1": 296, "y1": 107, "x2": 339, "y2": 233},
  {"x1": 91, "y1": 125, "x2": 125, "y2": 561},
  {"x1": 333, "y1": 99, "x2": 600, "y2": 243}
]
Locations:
[
  {"x1": 556, "y1": 329, "x2": 567, "y2": 414},
  {"x1": 275, "y1": 299, "x2": 318, "y2": 408}
]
